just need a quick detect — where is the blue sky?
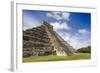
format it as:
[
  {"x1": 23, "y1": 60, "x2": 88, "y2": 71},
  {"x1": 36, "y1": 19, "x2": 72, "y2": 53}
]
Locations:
[{"x1": 23, "y1": 10, "x2": 91, "y2": 49}]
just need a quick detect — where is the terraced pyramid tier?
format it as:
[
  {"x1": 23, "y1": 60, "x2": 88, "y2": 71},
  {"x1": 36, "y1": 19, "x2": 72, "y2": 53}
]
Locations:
[{"x1": 23, "y1": 21, "x2": 75, "y2": 57}]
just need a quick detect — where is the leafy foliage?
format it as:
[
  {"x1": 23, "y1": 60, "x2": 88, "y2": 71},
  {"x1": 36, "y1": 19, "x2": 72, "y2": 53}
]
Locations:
[{"x1": 77, "y1": 46, "x2": 91, "y2": 53}]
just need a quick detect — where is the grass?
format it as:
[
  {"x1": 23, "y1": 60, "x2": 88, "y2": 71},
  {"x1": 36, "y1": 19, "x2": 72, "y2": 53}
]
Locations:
[{"x1": 23, "y1": 53, "x2": 91, "y2": 63}]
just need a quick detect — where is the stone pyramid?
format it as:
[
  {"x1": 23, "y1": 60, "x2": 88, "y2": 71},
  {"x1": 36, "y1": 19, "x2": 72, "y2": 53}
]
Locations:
[{"x1": 23, "y1": 21, "x2": 75, "y2": 57}]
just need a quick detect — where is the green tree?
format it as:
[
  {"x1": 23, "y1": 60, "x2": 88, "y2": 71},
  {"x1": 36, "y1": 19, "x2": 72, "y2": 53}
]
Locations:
[{"x1": 77, "y1": 46, "x2": 91, "y2": 53}]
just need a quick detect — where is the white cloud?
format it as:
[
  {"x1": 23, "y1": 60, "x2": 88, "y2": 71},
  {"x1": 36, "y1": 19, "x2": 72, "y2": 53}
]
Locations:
[
  {"x1": 68, "y1": 36, "x2": 91, "y2": 49},
  {"x1": 47, "y1": 12, "x2": 70, "y2": 20},
  {"x1": 56, "y1": 29, "x2": 91, "y2": 49},
  {"x1": 47, "y1": 12, "x2": 61, "y2": 20},
  {"x1": 23, "y1": 14, "x2": 42, "y2": 30},
  {"x1": 78, "y1": 29, "x2": 89, "y2": 34},
  {"x1": 50, "y1": 22, "x2": 70, "y2": 30},
  {"x1": 62, "y1": 12, "x2": 70, "y2": 20}
]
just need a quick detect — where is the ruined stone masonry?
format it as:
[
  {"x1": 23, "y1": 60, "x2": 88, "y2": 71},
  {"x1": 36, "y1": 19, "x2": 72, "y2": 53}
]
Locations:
[{"x1": 23, "y1": 21, "x2": 75, "y2": 57}]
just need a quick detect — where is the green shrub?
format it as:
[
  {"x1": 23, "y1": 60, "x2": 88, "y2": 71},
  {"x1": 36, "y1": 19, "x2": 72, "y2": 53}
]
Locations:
[{"x1": 77, "y1": 46, "x2": 91, "y2": 53}]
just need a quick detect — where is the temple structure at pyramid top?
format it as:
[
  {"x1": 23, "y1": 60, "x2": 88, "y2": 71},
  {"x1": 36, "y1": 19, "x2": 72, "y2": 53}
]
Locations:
[{"x1": 23, "y1": 21, "x2": 75, "y2": 57}]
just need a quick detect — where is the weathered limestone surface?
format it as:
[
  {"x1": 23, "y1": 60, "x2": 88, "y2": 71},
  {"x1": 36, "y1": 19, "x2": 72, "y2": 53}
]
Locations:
[{"x1": 23, "y1": 21, "x2": 75, "y2": 57}]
